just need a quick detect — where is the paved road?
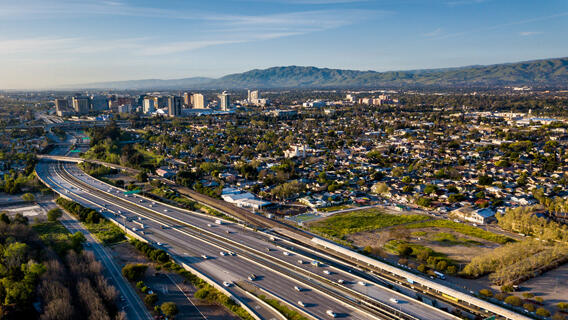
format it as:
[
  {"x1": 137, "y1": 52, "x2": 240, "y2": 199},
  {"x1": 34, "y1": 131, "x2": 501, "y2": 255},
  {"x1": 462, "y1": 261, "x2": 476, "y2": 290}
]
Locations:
[
  {"x1": 38, "y1": 161, "x2": 379, "y2": 320},
  {"x1": 37, "y1": 160, "x2": 459, "y2": 320},
  {"x1": 58, "y1": 210, "x2": 152, "y2": 320}
]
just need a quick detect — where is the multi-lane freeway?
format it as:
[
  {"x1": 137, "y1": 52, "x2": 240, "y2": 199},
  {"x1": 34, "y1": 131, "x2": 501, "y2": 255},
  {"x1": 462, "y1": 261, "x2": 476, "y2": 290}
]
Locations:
[{"x1": 36, "y1": 159, "x2": 457, "y2": 320}]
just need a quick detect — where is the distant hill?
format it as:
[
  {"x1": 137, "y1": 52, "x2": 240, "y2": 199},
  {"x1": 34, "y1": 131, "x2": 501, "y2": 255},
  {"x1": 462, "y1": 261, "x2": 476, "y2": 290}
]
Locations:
[{"x1": 69, "y1": 57, "x2": 568, "y2": 89}]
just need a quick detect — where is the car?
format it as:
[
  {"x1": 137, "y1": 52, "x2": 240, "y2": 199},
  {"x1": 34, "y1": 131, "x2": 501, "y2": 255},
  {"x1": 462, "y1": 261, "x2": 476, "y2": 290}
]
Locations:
[
  {"x1": 223, "y1": 281, "x2": 232, "y2": 287},
  {"x1": 228, "y1": 251, "x2": 235, "y2": 256},
  {"x1": 132, "y1": 227, "x2": 137, "y2": 231},
  {"x1": 248, "y1": 274, "x2": 257, "y2": 281},
  {"x1": 294, "y1": 286, "x2": 302, "y2": 292},
  {"x1": 138, "y1": 217, "x2": 142, "y2": 221},
  {"x1": 283, "y1": 251, "x2": 290, "y2": 256},
  {"x1": 207, "y1": 223, "x2": 212, "y2": 227},
  {"x1": 390, "y1": 298, "x2": 399, "y2": 304},
  {"x1": 297, "y1": 259, "x2": 304, "y2": 264},
  {"x1": 298, "y1": 301, "x2": 306, "y2": 307},
  {"x1": 266, "y1": 247, "x2": 271, "y2": 252},
  {"x1": 358, "y1": 281, "x2": 366, "y2": 286},
  {"x1": 220, "y1": 251, "x2": 226, "y2": 256},
  {"x1": 226, "y1": 230, "x2": 230, "y2": 234},
  {"x1": 337, "y1": 279, "x2": 344, "y2": 284},
  {"x1": 139, "y1": 200, "x2": 144, "y2": 203},
  {"x1": 201, "y1": 255, "x2": 208, "y2": 259},
  {"x1": 164, "y1": 209, "x2": 168, "y2": 212},
  {"x1": 323, "y1": 270, "x2": 331, "y2": 275},
  {"x1": 157, "y1": 242, "x2": 163, "y2": 246},
  {"x1": 326, "y1": 310, "x2": 337, "y2": 318}
]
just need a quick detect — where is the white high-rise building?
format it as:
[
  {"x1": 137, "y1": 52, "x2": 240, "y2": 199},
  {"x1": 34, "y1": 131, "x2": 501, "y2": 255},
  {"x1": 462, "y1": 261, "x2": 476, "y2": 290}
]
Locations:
[
  {"x1": 218, "y1": 91, "x2": 230, "y2": 111},
  {"x1": 192, "y1": 93, "x2": 205, "y2": 109},
  {"x1": 143, "y1": 97, "x2": 156, "y2": 114},
  {"x1": 248, "y1": 90, "x2": 259, "y2": 102}
]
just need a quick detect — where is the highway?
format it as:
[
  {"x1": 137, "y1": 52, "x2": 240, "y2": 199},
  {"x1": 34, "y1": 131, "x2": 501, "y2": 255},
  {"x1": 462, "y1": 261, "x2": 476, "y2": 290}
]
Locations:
[{"x1": 36, "y1": 160, "x2": 457, "y2": 320}]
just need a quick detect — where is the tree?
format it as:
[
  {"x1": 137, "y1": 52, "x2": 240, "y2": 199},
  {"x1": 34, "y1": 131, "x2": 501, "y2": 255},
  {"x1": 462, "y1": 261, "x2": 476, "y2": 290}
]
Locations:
[
  {"x1": 47, "y1": 208, "x2": 63, "y2": 222},
  {"x1": 121, "y1": 264, "x2": 147, "y2": 281},
  {"x1": 535, "y1": 307, "x2": 550, "y2": 317},
  {"x1": 161, "y1": 302, "x2": 178, "y2": 318},
  {"x1": 504, "y1": 295, "x2": 522, "y2": 307},
  {"x1": 396, "y1": 243, "x2": 412, "y2": 256},
  {"x1": 478, "y1": 289, "x2": 493, "y2": 298},
  {"x1": 21, "y1": 193, "x2": 35, "y2": 202},
  {"x1": 371, "y1": 182, "x2": 390, "y2": 195},
  {"x1": 144, "y1": 293, "x2": 158, "y2": 306},
  {"x1": 0, "y1": 212, "x2": 10, "y2": 224}
]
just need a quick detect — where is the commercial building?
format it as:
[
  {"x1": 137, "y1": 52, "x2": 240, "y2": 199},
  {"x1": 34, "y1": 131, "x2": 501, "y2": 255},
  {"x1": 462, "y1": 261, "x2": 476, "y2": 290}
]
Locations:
[
  {"x1": 218, "y1": 91, "x2": 230, "y2": 111},
  {"x1": 90, "y1": 95, "x2": 108, "y2": 112},
  {"x1": 72, "y1": 96, "x2": 90, "y2": 114},
  {"x1": 193, "y1": 93, "x2": 205, "y2": 109},
  {"x1": 143, "y1": 97, "x2": 156, "y2": 114},
  {"x1": 168, "y1": 96, "x2": 183, "y2": 117},
  {"x1": 183, "y1": 92, "x2": 192, "y2": 106}
]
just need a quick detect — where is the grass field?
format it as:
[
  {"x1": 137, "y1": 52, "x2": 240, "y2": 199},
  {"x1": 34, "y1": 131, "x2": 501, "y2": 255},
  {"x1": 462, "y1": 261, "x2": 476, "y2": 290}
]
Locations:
[
  {"x1": 83, "y1": 219, "x2": 125, "y2": 245},
  {"x1": 318, "y1": 204, "x2": 353, "y2": 212},
  {"x1": 308, "y1": 208, "x2": 428, "y2": 238},
  {"x1": 33, "y1": 221, "x2": 75, "y2": 255},
  {"x1": 403, "y1": 220, "x2": 512, "y2": 244},
  {"x1": 431, "y1": 232, "x2": 483, "y2": 246},
  {"x1": 384, "y1": 239, "x2": 456, "y2": 265}
]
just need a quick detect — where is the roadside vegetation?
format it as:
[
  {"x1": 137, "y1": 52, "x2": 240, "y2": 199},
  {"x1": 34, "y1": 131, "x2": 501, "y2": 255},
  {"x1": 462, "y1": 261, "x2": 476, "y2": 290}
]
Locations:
[
  {"x1": 402, "y1": 219, "x2": 513, "y2": 244},
  {"x1": 256, "y1": 294, "x2": 310, "y2": 320},
  {"x1": 56, "y1": 197, "x2": 125, "y2": 244},
  {"x1": 308, "y1": 208, "x2": 428, "y2": 239}
]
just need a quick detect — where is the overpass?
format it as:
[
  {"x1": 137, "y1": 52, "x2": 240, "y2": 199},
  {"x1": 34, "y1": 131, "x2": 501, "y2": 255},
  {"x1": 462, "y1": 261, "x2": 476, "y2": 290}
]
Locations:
[{"x1": 37, "y1": 155, "x2": 139, "y2": 174}]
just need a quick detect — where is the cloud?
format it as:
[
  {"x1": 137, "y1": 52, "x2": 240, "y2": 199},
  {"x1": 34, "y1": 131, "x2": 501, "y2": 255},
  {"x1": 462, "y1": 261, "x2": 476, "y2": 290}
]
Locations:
[
  {"x1": 446, "y1": 0, "x2": 488, "y2": 7},
  {"x1": 519, "y1": 31, "x2": 542, "y2": 36},
  {"x1": 424, "y1": 28, "x2": 443, "y2": 37}
]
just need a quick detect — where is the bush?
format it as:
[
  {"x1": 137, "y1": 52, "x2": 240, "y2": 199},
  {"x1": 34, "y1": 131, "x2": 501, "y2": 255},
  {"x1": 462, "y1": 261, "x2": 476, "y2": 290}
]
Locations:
[
  {"x1": 446, "y1": 265, "x2": 457, "y2": 274},
  {"x1": 536, "y1": 307, "x2": 551, "y2": 317},
  {"x1": 47, "y1": 208, "x2": 63, "y2": 222},
  {"x1": 494, "y1": 293, "x2": 507, "y2": 301},
  {"x1": 478, "y1": 289, "x2": 493, "y2": 298},
  {"x1": 121, "y1": 264, "x2": 147, "y2": 281},
  {"x1": 534, "y1": 296, "x2": 544, "y2": 303},
  {"x1": 21, "y1": 193, "x2": 35, "y2": 202},
  {"x1": 523, "y1": 303, "x2": 535, "y2": 312},
  {"x1": 161, "y1": 302, "x2": 178, "y2": 318},
  {"x1": 522, "y1": 292, "x2": 534, "y2": 299},
  {"x1": 417, "y1": 264, "x2": 426, "y2": 273},
  {"x1": 194, "y1": 288, "x2": 210, "y2": 300},
  {"x1": 130, "y1": 240, "x2": 170, "y2": 264},
  {"x1": 136, "y1": 281, "x2": 145, "y2": 289},
  {"x1": 552, "y1": 313, "x2": 566, "y2": 320},
  {"x1": 397, "y1": 243, "x2": 412, "y2": 257},
  {"x1": 558, "y1": 302, "x2": 568, "y2": 311},
  {"x1": 501, "y1": 284, "x2": 514, "y2": 293},
  {"x1": 144, "y1": 293, "x2": 158, "y2": 306},
  {"x1": 504, "y1": 295, "x2": 522, "y2": 307},
  {"x1": 436, "y1": 260, "x2": 448, "y2": 271}
]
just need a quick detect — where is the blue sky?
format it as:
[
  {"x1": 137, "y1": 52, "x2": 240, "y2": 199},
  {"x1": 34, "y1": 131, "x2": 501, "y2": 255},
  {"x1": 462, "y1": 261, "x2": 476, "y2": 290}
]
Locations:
[{"x1": 0, "y1": 0, "x2": 567, "y2": 89}]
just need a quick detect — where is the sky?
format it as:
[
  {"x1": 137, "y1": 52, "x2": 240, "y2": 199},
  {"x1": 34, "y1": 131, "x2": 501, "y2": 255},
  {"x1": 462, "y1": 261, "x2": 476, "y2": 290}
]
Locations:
[{"x1": 0, "y1": 0, "x2": 567, "y2": 89}]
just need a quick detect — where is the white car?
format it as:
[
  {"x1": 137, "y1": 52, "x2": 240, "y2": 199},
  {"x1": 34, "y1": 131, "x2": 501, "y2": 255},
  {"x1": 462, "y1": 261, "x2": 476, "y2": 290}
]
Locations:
[
  {"x1": 283, "y1": 251, "x2": 290, "y2": 256},
  {"x1": 326, "y1": 310, "x2": 337, "y2": 318},
  {"x1": 294, "y1": 286, "x2": 302, "y2": 292},
  {"x1": 223, "y1": 281, "x2": 232, "y2": 287},
  {"x1": 201, "y1": 255, "x2": 208, "y2": 259},
  {"x1": 164, "y1": 209, "x2": 168, "y2": 212},
  {"x1": 337, "y1": 279, "x2": 344, "y2": 284},
  {"x1": 358, "y1": 281, "x2": 366, "y2": 286},
  {"x1": 390, "y1": 298, "x2": 399, "y2": 304},
  {"x1": 323, "y1": 270, "x2": 331, "y2": 275},
  {"x1": 157, "y1": 242, "x2": 163, "y2": 246},
  {"x1": 297, "y1": 259, "x2": 304, "y2": 264},
  {"x1": 298, "y1": 301, "x2": 306, "y2": 307},
  {"x1": 220, "y1": 251, "x2": 226, "y2": 256}
]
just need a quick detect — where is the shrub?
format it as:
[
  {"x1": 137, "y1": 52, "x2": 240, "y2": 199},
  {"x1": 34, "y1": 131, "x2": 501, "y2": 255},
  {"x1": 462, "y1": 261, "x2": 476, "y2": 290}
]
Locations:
[
  {"x1": 21, "y1": 193, "x2": 35, "y2": 202},
  {"x1": 558, "y1": 302, "x2": 568, "y2": 311},
  {"x1": 552, "y1": 313, "x2": 566, "y2": 320},
  {"x1": 478, "y1": 289, "x2": 493, "y2": 298},
  {"x1": 136, "y1": 281, "x2": 145, "y2": 289},
  {"x1": 121, "y1": 264, "x2": 147, "y2": 281},
  {"x1": 522, "y1": 292, "x2": 534, "y2": 299},
  {"x1": 523, "y1": 303, "x2": 535, "y2": 312},
  {"x1": 494, "y1": 293, "x2": 507, "y2": 301},
  {"x1": 436, "y1": 260, "x2": 448, "y2": 271},
  {"x1": 446, "y1": 265, "x2": 457, "y2": 274},
  {"x1": 161, "y1": 302, "x2": 178, "y2": 318},
  {"x1": 504, "y1": 295, "x2": 522, "y2": 307},
  {"x1": 194, "y1": 288, "x2": 210, "y2": 300},
  {"x1": 501, "y1": 284, "x2": 514, "y2": 293},
  {"x1": 144, "y1": 293, "x2": 158, "y2": 306},
  {"x1": 398, "y1": 258, "x2": 408, "y2": 265},
  {"x1": 534, "y1": 297, "x2": 544, "y2": 303},
  {"x1": 47, "y1": 208, "x2": 63, "y2": 222},
  {"x1": 536, "y1": 307, "x2": 550, "y2": 317},
  {"x1": 417, "y1": 264, "x2": 426, "y2": 273},
  {"x1": 396, "y1": 243, "x2": 412, "y2": 257}
]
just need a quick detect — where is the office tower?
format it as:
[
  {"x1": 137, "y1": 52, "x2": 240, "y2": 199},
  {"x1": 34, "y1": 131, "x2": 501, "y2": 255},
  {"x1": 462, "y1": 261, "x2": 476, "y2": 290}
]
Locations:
[
  {"x1": 192, "y1": 93, "x2": 205, "y2": 109},
  {"x1": 249, "y1": 90, "x2": 259, "y2": 102},
  {"x1": 168, "y1": 96, "x2": 182, "y2": 117},
  {"x1": 183, "y1": 92, "x2": 191, "y2": 106},
  {"x1": 72, "y1": 96, "x2": 90, "y2": 114},
  {"x1": 143, "y1": 97, "x2": 156, "y2": 114},
  {"x1": 157, "y1": 96, "x2": 168, "y2": 108},
  {"x1": 90, "y1": 95, "x2": 108, "y2": 111},
  {"x1": 218, "y1": 91, "x2": 230, "y2": 111},
  {"x1": 54, "y1": 99, "x2": 68, "y2": 112}
]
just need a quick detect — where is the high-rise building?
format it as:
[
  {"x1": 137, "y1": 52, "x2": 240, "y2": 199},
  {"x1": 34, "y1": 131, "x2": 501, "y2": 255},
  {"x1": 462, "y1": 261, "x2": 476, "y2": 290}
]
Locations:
[
  {"x1": 90, "y1": 95, "x2": 108, "y2": 111},
  {"x1": 218, "y1": 91, "x2": 230, "y2": 111},
  {"x1": 248, "y1": 90, "x2": 259, "y2": 102},
  {"x1": 72, "y1": 96, "x2": 90, "y2": 114},
  {"x1": 183, "y1": 92, "x2": 191, "y2": 106},
  {"x1": 143, "y1": 97, "x2": 156, "y2": 114},
  {"x1": 168, "y1": 96, "x2": 183, "y2": 117},
  {"x1": 157, "y1": 96, "x2": 168, "y2": 108},
  {"x1": 192, "y1": 93, "x2": 205, "y2": 109},
  {"x1": 54, "y1": 99, "x2": 68, "y2": 112}
]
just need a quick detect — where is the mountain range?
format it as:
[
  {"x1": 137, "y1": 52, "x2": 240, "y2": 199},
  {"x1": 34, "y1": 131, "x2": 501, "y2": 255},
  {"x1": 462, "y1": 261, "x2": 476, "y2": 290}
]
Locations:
[{"x1": 69, "y1": 57, "x2": 568, "y2": 90}]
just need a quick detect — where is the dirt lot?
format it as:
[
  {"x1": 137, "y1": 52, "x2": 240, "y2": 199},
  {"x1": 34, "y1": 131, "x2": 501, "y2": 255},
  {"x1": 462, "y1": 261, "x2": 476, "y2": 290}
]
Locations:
[
  {"x1": 111, "y1": 242, "x2": 238, "y2": 319},
  {"x1": 348, "y1": 226, "x2": 500, "y2": 264}
]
